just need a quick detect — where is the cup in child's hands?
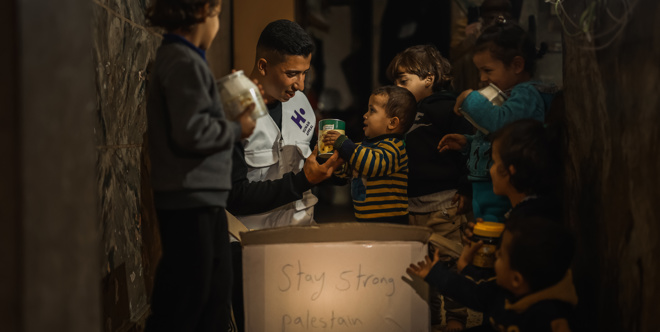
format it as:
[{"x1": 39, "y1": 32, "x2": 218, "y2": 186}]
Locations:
[{"x1": 217, "y1": 70, "x2": 268, "y2": 121}]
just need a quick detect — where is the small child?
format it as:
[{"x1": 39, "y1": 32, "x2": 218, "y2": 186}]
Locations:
[
  {"x1": 490, "y1": 119, "x2": 562, "y2": 222},
  {"x1": 408, "y1": 215, "x2": 578, "y2": 332},
  {"x1": 455, "y1": 119, "x2": 562, "y2": 280},
  {"x1": 144, "y1": 0, "x2": 255, "y2": 331},
  {"x1": 439, "y1": 18, "x2": 557, "y2": 223},
  {"x1": 322, "y1": 86, "x2": 416, "y2": 224},
  {"x1": 387, "y1": 44, "x2": 473, "y2": 332}
]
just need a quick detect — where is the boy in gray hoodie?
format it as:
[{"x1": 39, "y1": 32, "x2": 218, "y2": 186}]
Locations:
[{"x1": 144, "y1": 0, "x2": 255, "y2": 330}]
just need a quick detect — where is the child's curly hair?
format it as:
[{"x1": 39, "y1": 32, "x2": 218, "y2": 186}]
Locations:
[
  {"x1": 386, "y1": 45, "x2": 453, "y2": 92},
  {"x1": 146, "y1": 0, "x2": 220, "y2": 32}
]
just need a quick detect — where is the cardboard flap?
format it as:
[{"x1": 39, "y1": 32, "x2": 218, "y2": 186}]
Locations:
[{"x1": 241, "y1": 222, "x2": 432, "y2": 246}]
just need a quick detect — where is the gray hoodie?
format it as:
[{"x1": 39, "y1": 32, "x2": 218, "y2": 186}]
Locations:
[{"x1": 146, "y1": 40, "x2": 241, "y2": 209}]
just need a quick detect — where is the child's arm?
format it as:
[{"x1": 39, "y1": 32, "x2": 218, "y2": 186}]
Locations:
[
  {"x1": 460, "y1": 84, "x2": 546, "y2": 133},
  {"x1": 437, "y1": 134, "x2": 468, "y2": 153},
  {"x1": 324, "y1": 131, "x2": 404, "y2": 177},
  {"x1": 349, "y1": 140, "x2": 405, "y2": 178},
  {"x1": 162, "y1": 57, "x2": 243, "y2": 154},
  {"x1": 407, "y1": 249, "x2": 495, "y2": 312}
]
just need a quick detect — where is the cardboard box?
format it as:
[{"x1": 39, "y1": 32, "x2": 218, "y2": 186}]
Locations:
[{"x1": 241, "y1": 223, "x2": 432, "y2": 332}]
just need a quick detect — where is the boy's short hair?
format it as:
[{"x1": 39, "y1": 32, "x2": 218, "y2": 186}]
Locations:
[
  {"x1": 491, "y1": 119, "x2": 561, "y2": 196},
  {"x1": 256, "y1": 19, "x2": 315, "y2": 65},
  {"x1": 505, "y1": 216, "x2": 575, "y2": 292},
  {"x1": 146, "y1": 0, "x2": 220, "y2": 32},
  {"x1": 372, "y1": 86, "x2": 417, "y2": 134},
  {"x1": 386, "y1": 45, "x2": 453, "y2": 92}
]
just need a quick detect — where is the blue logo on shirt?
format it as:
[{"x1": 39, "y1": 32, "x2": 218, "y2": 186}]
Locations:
[{"x1": 291, "y1": 108, "x2": 307, "y2": 129}]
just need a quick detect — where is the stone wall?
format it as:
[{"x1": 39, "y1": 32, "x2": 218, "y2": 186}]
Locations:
[{"x1": 93, "y1": 1, "x2": 161, "y2": 329}]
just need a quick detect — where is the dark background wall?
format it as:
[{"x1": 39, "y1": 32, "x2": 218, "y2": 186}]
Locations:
[
  {"x1": 1, "y1": 0, "x2": 100, "y2": 331},
  {"x1": 560, "y1": 1, "x2": 660, "y2": 331}
]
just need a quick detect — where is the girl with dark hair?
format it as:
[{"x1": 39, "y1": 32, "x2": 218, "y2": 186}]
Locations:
[{"x1": 438, "y1": 18, "x2": 557, "y2": 224}]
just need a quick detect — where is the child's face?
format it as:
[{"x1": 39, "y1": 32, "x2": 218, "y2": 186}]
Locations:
[
  {"x1": 198, "y1": 2, "x2": 222, "y2": 50},
  {"x1": 363, "y1": 94, "x2": 395, "y2": 138},
  {"x1": 260, "y1": 54, "x2": 311, "y2": 103},
  {"x1": 494, "y1": 230, "x2": 517, "y2": 292},
  {"x1": 490, "y1": 140, "x2": 511, "y2": 196},
  {"x1": 394, "y1": 68, "x2": 431, "y2": 102},
  {"x1": 473, "y1": 49, "x2": 523, "y2": 91}
]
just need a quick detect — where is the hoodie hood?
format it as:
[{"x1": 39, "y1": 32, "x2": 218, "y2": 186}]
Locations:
[{"x1": 504, "y1": 270, "x2": 578, "y2": 314}]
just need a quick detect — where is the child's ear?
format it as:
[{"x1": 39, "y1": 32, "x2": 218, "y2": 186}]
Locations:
[
  {"x1": 512, "y1": 56, "x2": 525, "y2": 74},
  {"x1": 425, "y1": 74, "x2": 435, "y2": 88},
  {"x1": 511, "y1": 270, "x2": 526, "y2": 290},
  {"x1": 388, "y1": 117, "x2": 400, "y2": 130},
  {"x1": 508, "y1": 164, "x2": 516, "y2": 176},
  {"x1": 257, "y1": 58, "x2": 268, "y2": 76}
]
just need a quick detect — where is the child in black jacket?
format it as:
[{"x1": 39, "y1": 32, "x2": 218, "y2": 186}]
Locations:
[
  {"x1": 387, "y1": 44, "x2": 473, "y2": 331},
  {"x1": 408, "y1": 216, "x2": 577, "y2": 332}
]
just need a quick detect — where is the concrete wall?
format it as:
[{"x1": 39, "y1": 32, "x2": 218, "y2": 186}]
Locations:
[
  {"x1": 233, "y1": 0, "x2": 295, "y2": 72},
  {"x1": 0, "y1": 0, "x2": 100, "y2": 331}
]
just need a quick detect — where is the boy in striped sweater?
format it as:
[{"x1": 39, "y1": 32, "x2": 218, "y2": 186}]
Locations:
[{"x1": 322, "y1": 86, "x2": 416, "y2": 224}]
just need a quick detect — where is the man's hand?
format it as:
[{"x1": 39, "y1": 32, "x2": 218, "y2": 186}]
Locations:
[
  {"x1": 438, "y1": 134, "x2": 468, "y2": 153},
  {"x1": 302, "y1": 147, "x2": 343, "y2": 185},
  {"x1": 407, "y1": 248, "x2": 440, "y2": 279},
  {"x1": 453, "y1": 89, "x2": 473, "y2": 116},
  {"x1": 237, "y1": 103, "x2": 256, "y2": 138}
]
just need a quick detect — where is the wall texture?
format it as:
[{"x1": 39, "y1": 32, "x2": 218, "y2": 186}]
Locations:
[
  {"x1": 1, "y1": 0, "x2": 100, "y2": 330},
  {"x1": 93, "y1": 1, "x2": 161, "y2": 329},
  {"x1": 233, "y1": 0, "x2": 295, "y2": 72},
  {"x1": 561, "y1": 1, "x2": 660, "y2": 331}
]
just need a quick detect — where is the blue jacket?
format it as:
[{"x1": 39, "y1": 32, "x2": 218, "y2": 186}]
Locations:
[{"x1": 461, "y1": 81, "x2": 556, "y2": 181}]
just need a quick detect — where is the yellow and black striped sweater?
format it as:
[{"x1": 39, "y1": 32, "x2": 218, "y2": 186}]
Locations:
[{"x1": 333, "y1": 134, "x2": 408, "y2": 224}]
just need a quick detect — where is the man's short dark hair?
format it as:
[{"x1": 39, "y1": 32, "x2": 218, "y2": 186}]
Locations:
[
  {"x1": 505, "y1": 216, "x2": 575, "y2": 292},
  {"x1": 256, "y1": 19, "x2": 314, "y2": 64},
  {"x1": 371, "y1": 86, "x2": 417, "y2": 134}
]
